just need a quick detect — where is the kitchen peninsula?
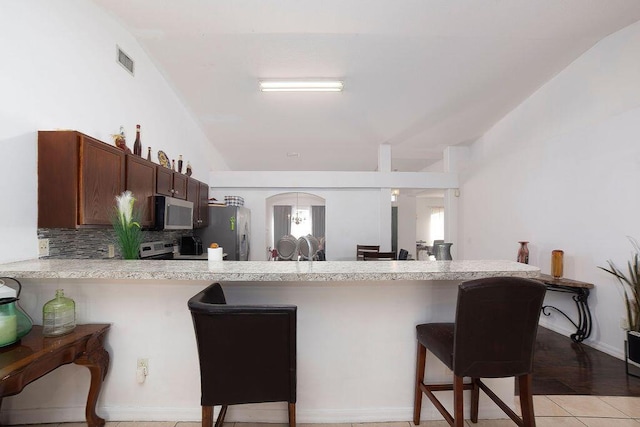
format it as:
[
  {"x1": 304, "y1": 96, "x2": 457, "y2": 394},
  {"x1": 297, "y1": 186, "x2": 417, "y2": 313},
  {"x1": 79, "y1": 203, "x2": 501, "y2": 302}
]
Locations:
[{"x1": 0, "y1": 259, "x2": 538, "y2": 425}]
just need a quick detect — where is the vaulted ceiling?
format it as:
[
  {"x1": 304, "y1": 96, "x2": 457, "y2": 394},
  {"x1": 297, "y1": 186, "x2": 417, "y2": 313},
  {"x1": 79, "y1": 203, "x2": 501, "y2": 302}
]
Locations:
[{"x1": 93, "y1": 0, "x2": 640, "y2": 172}]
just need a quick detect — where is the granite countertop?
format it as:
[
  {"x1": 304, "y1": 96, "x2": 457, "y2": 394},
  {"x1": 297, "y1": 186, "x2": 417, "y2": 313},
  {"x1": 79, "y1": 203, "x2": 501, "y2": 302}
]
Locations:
[{"x1": 0, "y1": 259, "x2": 540, "y2": 282}]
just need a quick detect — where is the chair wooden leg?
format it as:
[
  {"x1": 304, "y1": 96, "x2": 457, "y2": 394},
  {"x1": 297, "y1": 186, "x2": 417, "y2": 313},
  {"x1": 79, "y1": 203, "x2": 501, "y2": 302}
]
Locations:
[
  {"x1": 518, "y1": 374, "x2": 536, "y2": 427},
  {"x1": 413, "y1": 343, "x2": 427, "y2": 425},
  {"x1": 214, "y1": 405, "x2": 228, "y2": 427},
  {"x1": 288, "y1": 402, "x2": 296, "y2": 427},
  {"x1": 470, "y1": 377, "x2": 479, "y2": 423},
  {"x1": 453, "y1": 375, "x2": 465, "y2": 427},
  {"x1": 202, "y1": 406, "x2": 213, "y2": 427}
]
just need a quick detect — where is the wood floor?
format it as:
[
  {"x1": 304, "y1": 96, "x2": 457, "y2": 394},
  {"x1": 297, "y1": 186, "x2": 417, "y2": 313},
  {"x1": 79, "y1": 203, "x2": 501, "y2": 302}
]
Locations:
[{"x1": 531, "y1": 326, "x2": 640, "y2": 395}]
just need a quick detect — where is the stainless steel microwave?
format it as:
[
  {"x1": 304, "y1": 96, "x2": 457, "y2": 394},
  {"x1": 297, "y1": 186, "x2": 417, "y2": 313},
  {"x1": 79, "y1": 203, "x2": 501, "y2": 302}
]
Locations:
[{"x1": 154, "y1": 196, "x2": 193, "y2": 230}]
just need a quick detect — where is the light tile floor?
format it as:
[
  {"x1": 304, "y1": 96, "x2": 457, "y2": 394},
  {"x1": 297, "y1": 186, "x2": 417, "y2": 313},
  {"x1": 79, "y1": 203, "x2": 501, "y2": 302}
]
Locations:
[{"x1": 9, "y1": 396, "x2": 640, "y2": 427}]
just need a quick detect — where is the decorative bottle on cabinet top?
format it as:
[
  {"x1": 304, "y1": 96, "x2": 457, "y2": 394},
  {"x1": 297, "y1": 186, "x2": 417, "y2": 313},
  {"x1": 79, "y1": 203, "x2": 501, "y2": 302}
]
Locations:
[
  {"x1": 133, "y1": 124, "x2": 142, "y2": 156},
  {"x1": 42, "y1": 289, "x2": 76, "y2": 337}
]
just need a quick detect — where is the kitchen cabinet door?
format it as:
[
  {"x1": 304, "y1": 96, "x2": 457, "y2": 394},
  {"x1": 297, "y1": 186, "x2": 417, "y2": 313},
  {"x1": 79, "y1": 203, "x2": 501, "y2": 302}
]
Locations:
[
  {"x1": 186, "y1": 177, "x2": 199, "y2": 228},
  {"x1": 156, "y1": 167, "x2": 174, "y2": 197},
  {"x1": 186, "y1": 178, "x2": 210, "y2": 229},
  {"x1": 126, "y1": 155, "x2": 156, "y2": 228},
  {"x1": 172, "y1": 173, "x2": 187, "y2": 200},
  {"x1": 79, "y1": 137, "x2": 125, "y2": 225},
  {"x1": 38, "y1": 131, "x2": 125, "y2": 228},
  {"x1": 156, "y1": 166, "x2": 187, "y2": 200},
  {"x1": 198, "y1": 180, "x2": 209, "y2": 228}
]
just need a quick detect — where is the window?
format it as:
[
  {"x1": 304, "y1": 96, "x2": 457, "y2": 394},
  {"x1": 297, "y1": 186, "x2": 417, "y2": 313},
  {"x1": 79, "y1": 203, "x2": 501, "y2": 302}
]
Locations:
[
  {"x1": 430, "y1": 207, "x2": 444, "y2": 241},
  {"x1": 290, "y1": 208, "x2": 312, "y2": 238}
]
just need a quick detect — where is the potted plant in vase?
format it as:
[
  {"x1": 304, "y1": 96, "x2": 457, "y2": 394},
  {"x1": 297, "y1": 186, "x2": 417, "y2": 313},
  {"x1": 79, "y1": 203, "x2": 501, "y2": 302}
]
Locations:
[
  {"x1": 599, "y1": 237, "x2": 640, "y2": 376},
  {"x1": 113, "y1": 191, "x2": 143, "y2": 259}
]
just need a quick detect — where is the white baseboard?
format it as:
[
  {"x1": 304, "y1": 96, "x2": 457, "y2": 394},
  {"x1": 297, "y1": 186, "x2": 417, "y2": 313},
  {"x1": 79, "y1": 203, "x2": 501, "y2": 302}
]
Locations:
[{"x1": 0, "y1": 403, "x2": 510, "y2": 425}]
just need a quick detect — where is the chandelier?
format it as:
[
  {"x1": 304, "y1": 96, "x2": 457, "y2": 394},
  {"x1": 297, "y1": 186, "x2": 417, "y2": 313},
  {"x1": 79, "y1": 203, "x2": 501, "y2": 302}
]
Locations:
[{"x1": 291, "y1": 193, "x2": 306, "y2": 225}]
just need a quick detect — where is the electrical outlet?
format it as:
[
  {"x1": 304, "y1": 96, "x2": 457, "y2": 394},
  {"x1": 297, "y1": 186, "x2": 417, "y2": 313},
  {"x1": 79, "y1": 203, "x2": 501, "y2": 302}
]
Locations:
[
  {"x1": 136, "y1": 358, "x2": 149, "y2": 384},
  {"x1": 621, "y1": 317, "x2": 630, "y2": 330},
  {"x1": 38, "y1": 239, "x2": 49, "y2": 257},
  {"x1": 108, "y1": 244, "x2": 115, "y2": 258},
  {"x1": 137, "y1": 358, "x2": 149, "y2": 372}
]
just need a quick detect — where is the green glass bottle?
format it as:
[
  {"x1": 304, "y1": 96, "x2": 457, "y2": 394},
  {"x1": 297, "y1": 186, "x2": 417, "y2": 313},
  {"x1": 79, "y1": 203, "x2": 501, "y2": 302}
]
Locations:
[{"x1": 42, "y1": 289, "x2": 76, "y2": 337}]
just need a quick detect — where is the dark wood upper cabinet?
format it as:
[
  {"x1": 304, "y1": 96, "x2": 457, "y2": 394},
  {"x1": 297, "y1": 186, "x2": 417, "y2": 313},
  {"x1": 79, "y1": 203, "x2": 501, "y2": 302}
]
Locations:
[
  {"x1": 38, "y1": 131, "x2": 125, "y2": 228},
  {"x1": 198, "y1": 180, "x2": 209, "y2": 228},
  {"x1": 38, "y1": 130, "x2": 208, "y2": 229},
  {"x1": 125, "y1": 155, "x2": 156, "y2": 228},
  {"x1": 173, "y1": 173, "x2": 187, "y2": 200},
  {"x1": 156, "y1": 166, "x2": 187, "y2": 200},
  {"x1": 186, "y1": 177, "x2": 210, "y2": 229}
]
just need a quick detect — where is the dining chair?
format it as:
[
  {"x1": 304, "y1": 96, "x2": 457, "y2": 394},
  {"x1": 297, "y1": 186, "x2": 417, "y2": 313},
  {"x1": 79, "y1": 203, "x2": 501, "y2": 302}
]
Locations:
[
  {"x1": 413, "y1": 277, "x2": 546, "y2": 427},
  {"x1": 277, "y1": 235, "x2": 298, "y2": 260},
  {"x1": 363, "y1": 251, "x2": 397, "y2": 260},
  {"x1": 188, "y1": 283, "x2": 297, "y2": 427},
  {"x1": 357, "y1": 245, "x2": 380, "y2": 260}
]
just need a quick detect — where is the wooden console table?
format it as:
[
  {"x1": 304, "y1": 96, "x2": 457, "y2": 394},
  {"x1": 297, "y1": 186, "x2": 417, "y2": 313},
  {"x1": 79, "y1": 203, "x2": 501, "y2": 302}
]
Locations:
[
  {"x1": 0, "y1": 324, "x2": 110, "y2": 426},
  {"x1": 534, "y1": 274, "x2": 594, "y2": 343}
]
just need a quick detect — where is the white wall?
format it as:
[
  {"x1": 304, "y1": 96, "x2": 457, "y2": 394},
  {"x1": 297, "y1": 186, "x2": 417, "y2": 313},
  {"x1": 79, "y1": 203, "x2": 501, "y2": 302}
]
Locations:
[
  {"x1": 397, "y1": 194, "x2": 417, "y2": 259},
  {"x1": 3, "y1": 278, "x2": 512, "y2": 424},
  {"x1": 0, "y1": 0, "x2": 227, "y2": 263},
  {"x1": 460, "y1": 20, "x2": 640, "y2": 358},
  {"x1": 211, "y1": 188, "x2": 382, "y2": 261}
]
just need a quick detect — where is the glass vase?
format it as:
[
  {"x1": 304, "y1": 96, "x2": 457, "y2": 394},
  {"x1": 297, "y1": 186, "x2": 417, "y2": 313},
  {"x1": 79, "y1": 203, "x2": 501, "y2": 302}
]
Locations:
[
  {"x1": 551, "y1": 250, "x2": 564, "y2": 279},
  {"x1": 43, "y1": 289, "x2": 76, "y2": 337},
  {"x1": 517, "y1": 241, "x2": 529, "y2": 264}
]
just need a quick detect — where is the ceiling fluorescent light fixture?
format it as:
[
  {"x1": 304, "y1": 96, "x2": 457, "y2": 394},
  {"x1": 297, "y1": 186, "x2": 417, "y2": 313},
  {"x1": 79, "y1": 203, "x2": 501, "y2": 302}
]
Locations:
[{"x1": 259, "y1": 80, "x2": 344, "y2": 92}]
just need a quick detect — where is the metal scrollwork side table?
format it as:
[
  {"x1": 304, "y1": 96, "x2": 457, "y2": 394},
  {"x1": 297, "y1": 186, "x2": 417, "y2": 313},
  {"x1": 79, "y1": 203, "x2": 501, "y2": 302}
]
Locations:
[{"x1": 535, "y1": 274, "x2": 594, "y2": 343}]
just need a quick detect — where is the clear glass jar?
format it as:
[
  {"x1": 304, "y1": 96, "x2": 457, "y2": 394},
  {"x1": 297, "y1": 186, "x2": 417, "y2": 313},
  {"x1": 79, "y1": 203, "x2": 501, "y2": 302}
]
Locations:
[{"x1": 42, "y1": 289, "x2": 76, "y2": 337}]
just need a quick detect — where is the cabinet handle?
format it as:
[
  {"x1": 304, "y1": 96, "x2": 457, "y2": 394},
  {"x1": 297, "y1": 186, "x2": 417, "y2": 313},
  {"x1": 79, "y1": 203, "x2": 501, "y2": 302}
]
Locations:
[
  {"x1": 174, "y1": 190, "x2": 179, "y2": 195},
  {"x1": 170, "y1": 189, "x2": 175, "y2": 194}
]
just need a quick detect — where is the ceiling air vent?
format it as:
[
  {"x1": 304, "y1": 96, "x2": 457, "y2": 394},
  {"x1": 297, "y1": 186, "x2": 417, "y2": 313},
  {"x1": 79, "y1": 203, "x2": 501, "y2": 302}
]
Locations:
[{"x1": 116, "y1": 45, "x2": 134, "y2": 76}]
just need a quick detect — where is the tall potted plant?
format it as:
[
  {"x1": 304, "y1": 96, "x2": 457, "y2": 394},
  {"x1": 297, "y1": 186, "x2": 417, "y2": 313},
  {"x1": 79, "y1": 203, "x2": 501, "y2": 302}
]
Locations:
[
  {"x1": 113, "y1": 191, "x2": 143, "y2": 259},
  {"x1": 599, "y1": 237, "x2": 640, "y2": 372}
]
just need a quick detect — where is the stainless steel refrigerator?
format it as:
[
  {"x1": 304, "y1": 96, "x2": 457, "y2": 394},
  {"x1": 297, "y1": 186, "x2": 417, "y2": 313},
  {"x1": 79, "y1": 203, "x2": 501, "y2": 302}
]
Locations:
[{"x1": 196, "y1": 206, "x2": 251, "y2": 260}]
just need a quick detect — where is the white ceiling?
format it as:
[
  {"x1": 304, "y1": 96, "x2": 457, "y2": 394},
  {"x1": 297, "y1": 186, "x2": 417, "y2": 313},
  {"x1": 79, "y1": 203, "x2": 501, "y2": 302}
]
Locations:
[{"x1": 92, "y1": 0, "x2": 640, "y2": 172}]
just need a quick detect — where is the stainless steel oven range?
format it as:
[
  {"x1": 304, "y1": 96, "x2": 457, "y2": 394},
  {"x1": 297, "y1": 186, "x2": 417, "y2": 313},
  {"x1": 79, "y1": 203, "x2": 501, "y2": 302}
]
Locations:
[{"x1": 139, "y1": 241, "x2": 174, "y2": 260}]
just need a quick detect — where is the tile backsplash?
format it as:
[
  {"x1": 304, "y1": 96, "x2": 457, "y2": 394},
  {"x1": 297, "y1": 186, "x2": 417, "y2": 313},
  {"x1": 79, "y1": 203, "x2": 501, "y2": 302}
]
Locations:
[{"x1": 38, "y1": 228, "x2": 192, "y2": 259}]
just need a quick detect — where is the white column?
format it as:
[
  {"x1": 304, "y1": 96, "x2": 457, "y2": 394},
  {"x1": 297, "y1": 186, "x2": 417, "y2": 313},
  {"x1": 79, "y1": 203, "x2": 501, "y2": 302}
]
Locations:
[
  {"x1": 379, "y1": 144, "x2": 393, "y2": 250},
  {"x1": 378, "y1": 144, "x2": 392, "y2": 173},
  {"x1": 443, "y1": 147, "x2": 468, "y2": 260}
]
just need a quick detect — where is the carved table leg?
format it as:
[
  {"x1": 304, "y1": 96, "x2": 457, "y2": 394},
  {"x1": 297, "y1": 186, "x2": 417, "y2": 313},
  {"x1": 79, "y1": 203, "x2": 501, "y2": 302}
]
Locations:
[{"x1": 74, "y1": 331, "x2": 110, "y2": 427}]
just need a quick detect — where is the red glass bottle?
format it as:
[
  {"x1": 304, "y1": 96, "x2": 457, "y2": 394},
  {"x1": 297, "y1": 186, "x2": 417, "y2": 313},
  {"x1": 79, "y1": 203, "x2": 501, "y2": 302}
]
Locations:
[{"x1": 517, "y1": 241, "x2": 529, "y2": 264}]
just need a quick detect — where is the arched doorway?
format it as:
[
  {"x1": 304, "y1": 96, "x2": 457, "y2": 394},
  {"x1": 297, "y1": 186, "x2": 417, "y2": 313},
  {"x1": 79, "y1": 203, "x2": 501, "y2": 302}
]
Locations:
[{"x1": 266, "y1": 192, "x2": 326, "y2": 258}]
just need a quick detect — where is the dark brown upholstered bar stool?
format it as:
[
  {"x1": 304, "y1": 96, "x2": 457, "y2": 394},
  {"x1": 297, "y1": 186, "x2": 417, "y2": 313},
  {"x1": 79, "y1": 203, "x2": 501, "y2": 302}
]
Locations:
[
  {"x1": 357, "y1": 244, "x2": 379, "y2": 260},
  {"x1": 413, "y1": 277, "x2": 546, "y2": 427},
  {"x1": 188, "y1": 283, "x2": 297, "y2": 427}
]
